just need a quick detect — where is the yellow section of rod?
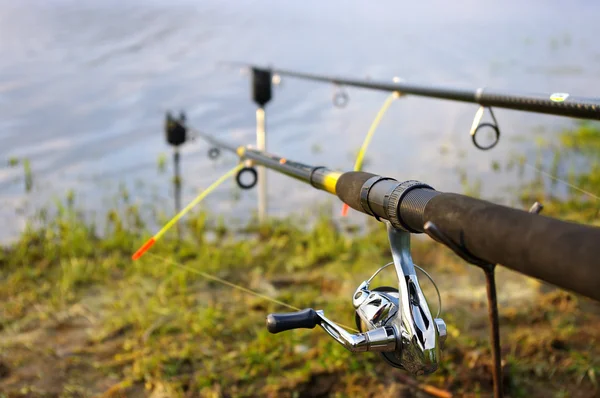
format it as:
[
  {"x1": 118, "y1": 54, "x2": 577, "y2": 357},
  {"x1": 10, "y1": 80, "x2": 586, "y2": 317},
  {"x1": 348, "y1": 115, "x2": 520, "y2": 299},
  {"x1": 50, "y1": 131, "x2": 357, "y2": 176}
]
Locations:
[{"x1": 323, "y1": 171, "x2": 342, "y2": 194}]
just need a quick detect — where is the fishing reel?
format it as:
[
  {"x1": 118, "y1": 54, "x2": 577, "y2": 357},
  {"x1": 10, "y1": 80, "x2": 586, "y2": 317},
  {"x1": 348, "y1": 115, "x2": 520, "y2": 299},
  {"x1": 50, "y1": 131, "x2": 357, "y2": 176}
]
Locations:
[{"x1": 267, "y1": 223, "x2": 447, "y2": 375}]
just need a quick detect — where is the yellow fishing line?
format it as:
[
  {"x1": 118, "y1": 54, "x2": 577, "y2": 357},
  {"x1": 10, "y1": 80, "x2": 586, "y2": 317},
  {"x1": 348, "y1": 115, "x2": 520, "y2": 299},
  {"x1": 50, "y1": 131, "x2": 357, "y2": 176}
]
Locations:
[
  {"x1": 525, "y1": 163, "x2": 600, "y2": 201},
  {"x1": 342, "y1": 92, "x2": 399, "y2": 215},
  {"x1": 144, "y1": 252, "x2": 359, "y2": 332},
  {"x1": 353, "y1": 92, "x2": 400, "y2": 172},
  {"x1": 132, "y1": 163, "x2": 244, "y2": 260}
]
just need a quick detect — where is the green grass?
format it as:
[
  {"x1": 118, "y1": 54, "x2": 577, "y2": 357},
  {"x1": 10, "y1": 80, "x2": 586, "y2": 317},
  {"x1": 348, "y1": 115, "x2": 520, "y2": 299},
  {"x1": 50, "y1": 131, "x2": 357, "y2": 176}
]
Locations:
[{"x1": 1, "y1": 123, "x2": 600, "y2": 397}]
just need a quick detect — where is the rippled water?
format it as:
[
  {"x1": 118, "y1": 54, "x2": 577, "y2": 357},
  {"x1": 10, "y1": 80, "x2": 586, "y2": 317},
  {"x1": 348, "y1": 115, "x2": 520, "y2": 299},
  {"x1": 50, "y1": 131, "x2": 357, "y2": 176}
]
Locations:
[{"x1": 1, "y1": 0, "x2": 599, "y2": 241}]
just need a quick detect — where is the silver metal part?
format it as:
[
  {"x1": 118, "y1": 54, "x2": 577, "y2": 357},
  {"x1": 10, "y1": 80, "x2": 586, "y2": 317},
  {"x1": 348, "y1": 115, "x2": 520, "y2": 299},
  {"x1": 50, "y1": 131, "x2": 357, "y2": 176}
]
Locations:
[
  {"x1": 265, "y1": 223, "x2": 446, "y2": 375},
  {"x1": 354, "y1": 283, "x2": 398, "y2": 329},
  {"x1": 415, "y1": 265, "x2": 442, "y2": 318},
  {"x1": 434, "y1": 318, "x2": 447, "y2": 349},
  {"x1": 315, "y1": 310, "x2": 396, "y2": 353},
  {"x1": 354, "y1": 261, "x2": 442, "y2": 320},
  {"x1": 385, "y1": 222, "x2": 442, "y2": 375},
  {"x1": 349, "y1": 224, "x2": 446, "y2": 374}
]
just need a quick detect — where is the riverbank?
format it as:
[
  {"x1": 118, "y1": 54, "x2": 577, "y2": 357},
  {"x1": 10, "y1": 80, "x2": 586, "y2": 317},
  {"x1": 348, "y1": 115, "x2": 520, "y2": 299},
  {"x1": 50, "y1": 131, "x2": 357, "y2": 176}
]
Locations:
[{"x1": 1, "y1": 124, "x2": 599, "y2": 397}]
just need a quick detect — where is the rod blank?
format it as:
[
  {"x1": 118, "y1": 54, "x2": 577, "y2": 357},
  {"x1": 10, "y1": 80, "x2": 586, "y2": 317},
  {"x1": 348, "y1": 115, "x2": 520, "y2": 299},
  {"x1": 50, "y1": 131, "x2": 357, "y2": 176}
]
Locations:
[{"x1": 250, "y1": 66, "x2": 600, "y2": 120}]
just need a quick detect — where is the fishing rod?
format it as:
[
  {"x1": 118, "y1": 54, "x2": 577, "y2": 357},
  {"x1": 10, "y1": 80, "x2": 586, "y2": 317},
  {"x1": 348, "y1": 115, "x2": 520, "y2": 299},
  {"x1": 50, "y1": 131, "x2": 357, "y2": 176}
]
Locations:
[
  {"x1": 225, "y1": 62, "x2": 600, "y2": 150},
  {"x1": 135, "y1": 118, "x2": 600, "y2": 398},
  {"x1": 213, "y1": 142, "x2": 600, "y2": 304}
]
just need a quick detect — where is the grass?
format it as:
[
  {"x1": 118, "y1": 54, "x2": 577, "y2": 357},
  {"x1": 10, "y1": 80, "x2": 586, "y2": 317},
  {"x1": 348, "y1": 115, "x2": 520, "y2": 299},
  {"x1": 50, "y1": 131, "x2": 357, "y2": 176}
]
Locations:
[{"x1": 1, "y1": 124, "x2": 600, "y2": 397}]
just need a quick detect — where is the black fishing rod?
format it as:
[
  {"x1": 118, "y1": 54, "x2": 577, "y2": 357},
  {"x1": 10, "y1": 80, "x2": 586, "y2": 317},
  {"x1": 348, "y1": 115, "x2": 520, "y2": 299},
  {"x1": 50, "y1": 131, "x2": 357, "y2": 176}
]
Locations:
[
  {"x1": 236, "y1": 146, "x2": 600, "y2": 301},
  {"x1": 179, "y1": 122, "x2": 600, "y2": 302},
  {"x1": 237, "y1": 64, "x2": 600, "y2": 120},
  {"x1": 244, "y1": 141, "x2": 600, "y2": 396},
  {"x1": 169, "y1": 120, "x2": 600, "y2": 302},
  {"x1": 149, "y1": 118, "x2": 600, "y2": 397},
  {"x1": 229, "y1": 138, "x2": 600, "y2": 397}
]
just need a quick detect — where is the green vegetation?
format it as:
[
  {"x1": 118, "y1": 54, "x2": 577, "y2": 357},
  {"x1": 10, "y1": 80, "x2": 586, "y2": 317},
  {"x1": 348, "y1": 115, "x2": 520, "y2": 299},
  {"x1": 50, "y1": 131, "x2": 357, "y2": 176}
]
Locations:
[
  {"x1": 157, "y1": 153, "x2": 168, "y2": 173},
  {"x1": 6, "y1": 156, "x2": 33, "y2": 192},
  {"x1": 516, "y1": 121, "x2": 600, "y2": 226},
  {"x1": 1, "y1": 124, "x2": 599, "y2": 397},
  {"x1": 8, "y1": 157, "x2": 19, "y2": 167}
]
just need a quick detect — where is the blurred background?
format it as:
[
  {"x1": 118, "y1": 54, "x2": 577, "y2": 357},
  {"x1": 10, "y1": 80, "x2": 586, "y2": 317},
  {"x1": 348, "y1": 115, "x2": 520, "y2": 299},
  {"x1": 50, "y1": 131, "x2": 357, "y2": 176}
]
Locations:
[
  {"x1": 1, "y1": 1, "x2": 599, "y2": 397},
  {"x1": 2, "y1": 0, "x2": 600, "y2": 240}
]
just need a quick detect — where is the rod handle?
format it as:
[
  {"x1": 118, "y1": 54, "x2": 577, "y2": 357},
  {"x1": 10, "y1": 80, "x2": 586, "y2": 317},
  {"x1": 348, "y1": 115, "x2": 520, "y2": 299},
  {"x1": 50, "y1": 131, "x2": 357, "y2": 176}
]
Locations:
[{"x1": 266, "y1": 308, "x2": 321, "y2": 334}]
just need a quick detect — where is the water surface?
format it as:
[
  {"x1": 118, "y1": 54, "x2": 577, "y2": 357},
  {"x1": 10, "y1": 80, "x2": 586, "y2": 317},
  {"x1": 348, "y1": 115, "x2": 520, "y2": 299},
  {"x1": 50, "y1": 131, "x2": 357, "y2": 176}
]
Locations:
[{"x1": 1, "y1": 0, "x2": 599, "y2": 241}]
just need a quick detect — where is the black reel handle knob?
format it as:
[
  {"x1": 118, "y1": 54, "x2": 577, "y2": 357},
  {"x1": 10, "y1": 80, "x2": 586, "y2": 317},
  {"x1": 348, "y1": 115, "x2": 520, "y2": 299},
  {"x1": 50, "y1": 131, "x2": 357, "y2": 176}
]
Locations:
[{"x1": 266, "y1": 308, "x2": 321, "y2": 334}]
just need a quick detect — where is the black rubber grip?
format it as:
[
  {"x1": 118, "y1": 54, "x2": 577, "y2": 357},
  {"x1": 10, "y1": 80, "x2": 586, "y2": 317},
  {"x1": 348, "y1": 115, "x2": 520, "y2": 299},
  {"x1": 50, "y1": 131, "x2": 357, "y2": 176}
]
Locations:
[
  {"x1": 335, "y1": 171, "x2": 600, "y2": 300},
  {"x1": 336, "y1": 171, "x2": 379, "y2": 212},
  {"x1": 420, "y1": 193, "x2": 600, "y2": 302},
  {"x1": 266, "y1": 308, "x2": 321, "y2": 334},
  {"x1": 400, "y1": 188, "x2": 440, "y2": 231}
]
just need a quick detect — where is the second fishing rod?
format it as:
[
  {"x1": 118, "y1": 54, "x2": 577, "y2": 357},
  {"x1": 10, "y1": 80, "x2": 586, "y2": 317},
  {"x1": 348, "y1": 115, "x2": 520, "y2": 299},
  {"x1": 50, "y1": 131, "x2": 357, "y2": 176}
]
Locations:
[{"x1": 236, "y1": 64, "x2": 600, "y2": 120}]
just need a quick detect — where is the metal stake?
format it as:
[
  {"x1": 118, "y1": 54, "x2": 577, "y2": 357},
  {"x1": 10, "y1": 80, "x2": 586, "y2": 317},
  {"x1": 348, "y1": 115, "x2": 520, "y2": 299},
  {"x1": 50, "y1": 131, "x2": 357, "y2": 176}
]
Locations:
[
  {"x1": 173, "y1": 148, "x2": 182, "y2": 243},
  {"x1": 256, "y1": 107, "x2": 267, "y2": 222},
  {"x1": 251, "y1": 67, "x2": 272, "y2": 223},
  {"x1": 484, "y1": 265, "x2": 502, "y2": 398}
]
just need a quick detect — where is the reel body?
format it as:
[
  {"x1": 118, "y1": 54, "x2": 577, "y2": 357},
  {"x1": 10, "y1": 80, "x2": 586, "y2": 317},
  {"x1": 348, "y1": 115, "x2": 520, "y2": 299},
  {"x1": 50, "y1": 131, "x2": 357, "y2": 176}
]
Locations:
[{"x1": 267, "y1": 223, "x2": 447, "y2": 375}]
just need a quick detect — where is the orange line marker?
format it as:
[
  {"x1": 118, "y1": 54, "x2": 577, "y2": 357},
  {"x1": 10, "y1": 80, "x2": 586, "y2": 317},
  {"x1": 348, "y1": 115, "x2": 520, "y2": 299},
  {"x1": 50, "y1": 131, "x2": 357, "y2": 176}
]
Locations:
[
  {"x1": 341, "y1": 203, "x2": 350, "y2": 216},
  {"x1": 131, "y1": 164, "x2": 244, "y2": 261},
  {"x1": 132, "y1": 238, "x2": 156, "y2": 260}
]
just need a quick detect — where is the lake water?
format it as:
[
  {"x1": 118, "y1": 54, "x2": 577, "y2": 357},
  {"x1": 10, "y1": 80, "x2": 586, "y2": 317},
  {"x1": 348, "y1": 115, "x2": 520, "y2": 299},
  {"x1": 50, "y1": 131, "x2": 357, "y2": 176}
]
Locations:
[{"x1": 1, "y1": 0, "x2": 599, "y2": 242}]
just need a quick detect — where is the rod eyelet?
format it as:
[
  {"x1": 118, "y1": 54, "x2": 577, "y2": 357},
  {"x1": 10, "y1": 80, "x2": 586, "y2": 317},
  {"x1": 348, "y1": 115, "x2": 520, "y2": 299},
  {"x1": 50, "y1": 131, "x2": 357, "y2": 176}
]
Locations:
[
  {"x1": 208, "y1": 147, "x2": 221, "y2": 160},
  {"x1": 332, "y1": 89, "x2": 349, "y2": 108},
  {"x1": 236, "y1": 166, "x2": 258, "y2": 190},
  {"x1": 470, "y1": 106, "x2": 501, "y2": 151},
  {"x1": 472, "y1": 123, "x2": 500, "y2": 150}
]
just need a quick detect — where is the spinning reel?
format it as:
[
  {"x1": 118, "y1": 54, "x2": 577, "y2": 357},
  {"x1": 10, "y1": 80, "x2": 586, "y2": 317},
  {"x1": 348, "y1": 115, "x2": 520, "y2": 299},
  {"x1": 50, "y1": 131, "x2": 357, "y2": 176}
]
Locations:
[{"x1": 267, "y1": 223, "x2": 447, "y2": 375}]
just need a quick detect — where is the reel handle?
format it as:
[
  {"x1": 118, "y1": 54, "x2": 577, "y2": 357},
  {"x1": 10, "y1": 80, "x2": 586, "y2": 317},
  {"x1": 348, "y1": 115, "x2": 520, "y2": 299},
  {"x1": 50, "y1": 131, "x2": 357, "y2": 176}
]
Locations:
[
  {"x1": 267, "y1": 309, "x2": 397, "y2": 354},
  {"x1": 266, "y1": 308, "x2": 320, "y2": 334}
]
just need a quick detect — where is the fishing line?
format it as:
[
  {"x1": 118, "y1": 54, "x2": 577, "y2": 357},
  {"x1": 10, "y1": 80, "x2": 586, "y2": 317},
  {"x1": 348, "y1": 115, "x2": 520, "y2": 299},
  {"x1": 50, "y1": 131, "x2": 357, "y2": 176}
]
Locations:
[
  {"x1": 132, "y1": 163, "x2": 244, "y2": 260},
  {"x1": 525, "y1": 163, "x2": 600, "y2": 201},
  {"x1": 144, "y1": 252, "x2": 360, "y2": 333},
  {"x1": 342, "y1": 92, "x2": 400, "y2": 216}
]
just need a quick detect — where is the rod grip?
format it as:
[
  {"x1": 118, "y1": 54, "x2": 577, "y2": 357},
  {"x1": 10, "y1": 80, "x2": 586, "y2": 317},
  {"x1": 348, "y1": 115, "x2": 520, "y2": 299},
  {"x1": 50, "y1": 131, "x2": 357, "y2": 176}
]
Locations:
[
  {"x1": 335, "y1": 171, "x2": 600, "y2": 301},
  {"x1": 335, "y1": 171, "x2": 379, "y2": 212},
  {"x1": 266, "y1": 308, "x2": 321, "y2": 334},
  {"x1": 421, "y1": 193, "x2": 600, "y2": 301}
]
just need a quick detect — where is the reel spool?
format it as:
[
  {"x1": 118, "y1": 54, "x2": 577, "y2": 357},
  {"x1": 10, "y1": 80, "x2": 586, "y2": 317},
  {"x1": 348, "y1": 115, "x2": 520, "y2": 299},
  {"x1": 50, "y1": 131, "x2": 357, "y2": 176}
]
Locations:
[{"x1": 352, "y1": 261, "x2": 444, "y2": 369}]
